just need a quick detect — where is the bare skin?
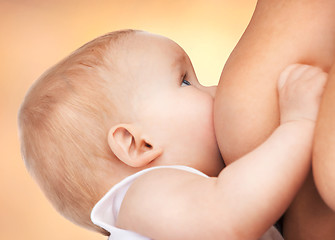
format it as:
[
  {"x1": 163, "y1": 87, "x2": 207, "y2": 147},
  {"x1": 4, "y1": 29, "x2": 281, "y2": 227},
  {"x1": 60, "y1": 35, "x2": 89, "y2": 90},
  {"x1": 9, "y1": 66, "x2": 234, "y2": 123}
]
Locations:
[
  {"x1": 313, "y1": 65, "x2": 335, "y2": 212},
  {"x1": 92, "y1": 32, "x2": 325, "y2": 240},
  {"x1": 214, "y1": 0, "x2": 335, "y2": 239},
  {"x1": 115, "y1": 63, "x2": 324, "y2": 240}
]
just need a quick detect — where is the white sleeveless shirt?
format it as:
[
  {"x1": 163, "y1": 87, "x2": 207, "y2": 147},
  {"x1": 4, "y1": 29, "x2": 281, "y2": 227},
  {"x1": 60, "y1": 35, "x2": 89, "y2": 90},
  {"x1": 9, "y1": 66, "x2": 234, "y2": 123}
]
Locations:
[{"x1": 91, "y1": 165, "x2": 284, "y2": 240}]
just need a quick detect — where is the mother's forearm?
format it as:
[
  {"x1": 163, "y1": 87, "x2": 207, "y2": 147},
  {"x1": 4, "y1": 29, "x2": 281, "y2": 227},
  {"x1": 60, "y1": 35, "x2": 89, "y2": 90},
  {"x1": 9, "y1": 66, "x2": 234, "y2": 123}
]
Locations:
[{"x1": 313, "y1": 64, "x2": 335, "y2": 211}]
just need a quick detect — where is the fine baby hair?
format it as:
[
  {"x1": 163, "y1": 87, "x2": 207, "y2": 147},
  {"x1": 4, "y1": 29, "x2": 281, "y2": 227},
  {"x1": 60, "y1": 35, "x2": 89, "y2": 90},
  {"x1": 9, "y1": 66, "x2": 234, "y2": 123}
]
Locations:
[{"x1": 18, "y1": 30, "x2": 139, "y2": 234}]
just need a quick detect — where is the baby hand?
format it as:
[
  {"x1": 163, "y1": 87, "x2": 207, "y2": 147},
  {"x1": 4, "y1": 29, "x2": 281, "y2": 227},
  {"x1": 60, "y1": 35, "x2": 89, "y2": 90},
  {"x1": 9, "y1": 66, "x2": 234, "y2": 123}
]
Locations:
[{"x1": 278, "y1": 64, "x2": 327, "y2": 124}]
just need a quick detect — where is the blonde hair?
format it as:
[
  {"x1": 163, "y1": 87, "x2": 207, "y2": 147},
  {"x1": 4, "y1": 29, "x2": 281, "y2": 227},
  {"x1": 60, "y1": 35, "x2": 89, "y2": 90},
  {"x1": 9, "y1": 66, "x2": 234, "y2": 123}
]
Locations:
[{"x1": 18, "y1": 30, "x2": 137, "y2": 234}]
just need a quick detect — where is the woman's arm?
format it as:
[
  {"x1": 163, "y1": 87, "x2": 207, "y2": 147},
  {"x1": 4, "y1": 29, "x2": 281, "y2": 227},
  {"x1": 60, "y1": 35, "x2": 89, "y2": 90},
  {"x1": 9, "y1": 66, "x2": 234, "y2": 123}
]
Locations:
[{"x1": 313, "y1": 65, "x2": 335, "y2": 211}]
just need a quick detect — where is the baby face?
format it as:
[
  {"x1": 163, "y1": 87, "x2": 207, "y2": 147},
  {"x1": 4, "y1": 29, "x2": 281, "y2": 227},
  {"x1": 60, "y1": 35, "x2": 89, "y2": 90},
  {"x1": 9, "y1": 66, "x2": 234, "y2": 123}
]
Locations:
[{"x1": 119, "y1": 32, "x2": 224, "y2": 176}]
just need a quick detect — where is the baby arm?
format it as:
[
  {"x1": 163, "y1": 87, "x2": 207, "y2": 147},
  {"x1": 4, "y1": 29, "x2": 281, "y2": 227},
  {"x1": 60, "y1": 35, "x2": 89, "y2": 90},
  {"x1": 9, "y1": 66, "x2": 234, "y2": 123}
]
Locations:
[{"x1": 115, "y1": 65, "x2": 326, "y2": 240}]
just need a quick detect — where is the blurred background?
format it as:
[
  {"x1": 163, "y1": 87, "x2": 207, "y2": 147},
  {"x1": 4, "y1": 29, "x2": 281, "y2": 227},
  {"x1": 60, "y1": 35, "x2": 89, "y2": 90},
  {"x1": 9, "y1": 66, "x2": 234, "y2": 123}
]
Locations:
[{"x1": 0, "y1": 0, "x2": 255, "y2": 239}]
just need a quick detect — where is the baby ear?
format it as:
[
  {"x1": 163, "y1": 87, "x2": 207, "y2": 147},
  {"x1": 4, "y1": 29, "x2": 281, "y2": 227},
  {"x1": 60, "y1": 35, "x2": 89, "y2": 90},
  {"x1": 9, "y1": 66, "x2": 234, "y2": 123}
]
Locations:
[{"x1": 107, "y1": 124, "x2": 163, "y2": 167}]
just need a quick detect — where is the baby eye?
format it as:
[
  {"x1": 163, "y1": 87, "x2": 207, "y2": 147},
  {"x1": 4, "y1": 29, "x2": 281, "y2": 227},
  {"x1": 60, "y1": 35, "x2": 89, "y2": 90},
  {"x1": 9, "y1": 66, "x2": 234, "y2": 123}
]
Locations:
[{"x1": 181, "y1": 74, "x2": 191, "y2": 86}]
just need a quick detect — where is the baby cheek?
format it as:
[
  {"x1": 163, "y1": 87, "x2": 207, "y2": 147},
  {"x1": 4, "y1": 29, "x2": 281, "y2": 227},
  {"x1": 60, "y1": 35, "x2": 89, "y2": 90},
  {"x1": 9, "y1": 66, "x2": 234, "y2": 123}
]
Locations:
[
  {"x1": 194, "y1": 96, "x2": 217, "y2": 147},
  {"x1": 177, "y1": 90, "x2": 216, "y2": 143}
]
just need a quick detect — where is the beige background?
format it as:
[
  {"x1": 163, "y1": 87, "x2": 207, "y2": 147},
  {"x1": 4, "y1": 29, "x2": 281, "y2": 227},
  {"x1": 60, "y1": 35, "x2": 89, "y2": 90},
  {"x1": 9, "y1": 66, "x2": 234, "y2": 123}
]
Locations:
[{"x1": 0, "y1": 0, "x2": 255, "y2": 239}]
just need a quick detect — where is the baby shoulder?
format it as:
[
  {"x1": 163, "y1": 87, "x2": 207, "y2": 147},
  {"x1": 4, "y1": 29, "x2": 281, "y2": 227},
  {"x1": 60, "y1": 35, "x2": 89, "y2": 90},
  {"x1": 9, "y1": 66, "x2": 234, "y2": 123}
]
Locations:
[
  {"x1": 115, "y1": 168, "x2": 235, "y2": 240},
  {"x1": 118, "y1": 167, "x2": 212, "y2": 220}
]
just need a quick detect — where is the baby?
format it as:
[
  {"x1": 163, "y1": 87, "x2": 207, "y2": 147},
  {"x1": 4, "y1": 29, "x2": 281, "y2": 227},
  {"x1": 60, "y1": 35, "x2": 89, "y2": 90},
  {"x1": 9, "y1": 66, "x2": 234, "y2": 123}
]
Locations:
[{"x1": 18, "y1": 30, "x2": 327, "y2": 239}]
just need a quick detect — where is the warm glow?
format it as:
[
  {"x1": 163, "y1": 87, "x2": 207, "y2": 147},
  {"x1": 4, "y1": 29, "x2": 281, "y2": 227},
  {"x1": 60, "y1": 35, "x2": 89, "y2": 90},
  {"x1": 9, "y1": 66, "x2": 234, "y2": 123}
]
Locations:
[{"x1": 0, "y1": 0, "x2": 256, "y2": 239}]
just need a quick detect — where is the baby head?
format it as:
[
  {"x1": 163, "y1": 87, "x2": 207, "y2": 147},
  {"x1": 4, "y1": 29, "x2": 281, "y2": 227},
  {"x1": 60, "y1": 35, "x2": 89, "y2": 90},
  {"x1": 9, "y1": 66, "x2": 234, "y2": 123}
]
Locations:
[{"x1": 18, "y1": 30, "x2": 224, "y2": 234}]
